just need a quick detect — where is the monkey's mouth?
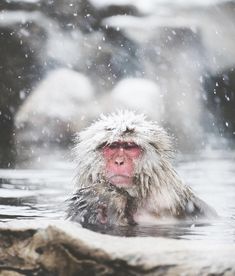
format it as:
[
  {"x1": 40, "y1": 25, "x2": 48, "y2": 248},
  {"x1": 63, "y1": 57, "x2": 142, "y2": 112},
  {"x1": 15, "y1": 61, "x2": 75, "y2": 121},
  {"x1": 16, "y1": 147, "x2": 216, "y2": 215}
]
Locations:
[{"x1": 108, "y1": 175, "x2": 133, "y2": 187}]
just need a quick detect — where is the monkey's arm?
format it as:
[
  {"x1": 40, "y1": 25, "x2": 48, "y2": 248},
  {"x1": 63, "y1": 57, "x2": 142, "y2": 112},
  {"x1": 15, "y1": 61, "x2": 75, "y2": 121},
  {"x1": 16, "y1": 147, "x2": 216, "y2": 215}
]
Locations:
[
  {"x1": 66, "y1": 183, "x2": 135, "y2": 227},
  {"x1": 66, "y1": 186, "x2": 107, "y2": 226}
]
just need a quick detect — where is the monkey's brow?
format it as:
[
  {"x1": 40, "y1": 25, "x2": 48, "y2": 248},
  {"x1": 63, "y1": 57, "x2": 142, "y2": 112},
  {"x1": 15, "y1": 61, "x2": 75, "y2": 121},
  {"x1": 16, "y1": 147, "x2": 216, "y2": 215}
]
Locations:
[
  {"x1": 97, "y1": 141, "x2": 141, "y2": 150},
  {"x1": 96, "y1": 141, "x2": 120, "y2": 150},
  {"x1": 96, "y1": 142, "x2": 109, "y2": 150}
]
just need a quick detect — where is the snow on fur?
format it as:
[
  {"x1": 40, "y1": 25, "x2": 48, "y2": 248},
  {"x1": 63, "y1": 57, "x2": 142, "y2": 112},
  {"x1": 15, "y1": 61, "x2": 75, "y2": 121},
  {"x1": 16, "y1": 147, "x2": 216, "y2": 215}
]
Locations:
[{"x1": 72, "y1": 110, "x2": 215, "y2": 218}]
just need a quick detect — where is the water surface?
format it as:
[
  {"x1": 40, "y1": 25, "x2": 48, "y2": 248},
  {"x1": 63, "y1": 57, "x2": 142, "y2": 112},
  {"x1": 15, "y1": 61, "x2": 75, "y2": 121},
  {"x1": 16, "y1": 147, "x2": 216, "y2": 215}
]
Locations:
[{"x1": 0, "y1": 149, "x2": 234, "y2": 243}]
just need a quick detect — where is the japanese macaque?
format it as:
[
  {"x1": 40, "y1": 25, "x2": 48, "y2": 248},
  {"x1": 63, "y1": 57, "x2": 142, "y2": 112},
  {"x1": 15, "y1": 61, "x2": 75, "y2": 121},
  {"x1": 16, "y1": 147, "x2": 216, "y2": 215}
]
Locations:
[{"x1": 67, "y1": 110, "x2": 217, "y2": 227}]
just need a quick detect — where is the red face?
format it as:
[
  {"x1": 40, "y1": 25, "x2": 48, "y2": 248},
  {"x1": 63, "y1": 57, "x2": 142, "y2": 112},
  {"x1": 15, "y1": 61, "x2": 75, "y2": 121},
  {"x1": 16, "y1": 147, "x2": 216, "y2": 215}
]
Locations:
[{"x1": 102, "y1": 141, "x2": 142, "y2": 187}]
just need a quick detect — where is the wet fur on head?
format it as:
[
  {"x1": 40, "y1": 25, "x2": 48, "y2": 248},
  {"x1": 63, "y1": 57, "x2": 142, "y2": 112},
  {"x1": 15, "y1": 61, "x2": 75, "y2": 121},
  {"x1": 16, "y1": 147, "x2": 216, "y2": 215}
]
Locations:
[{"x1": 73, "y1": 110, "x2": 199, "y2": 216}]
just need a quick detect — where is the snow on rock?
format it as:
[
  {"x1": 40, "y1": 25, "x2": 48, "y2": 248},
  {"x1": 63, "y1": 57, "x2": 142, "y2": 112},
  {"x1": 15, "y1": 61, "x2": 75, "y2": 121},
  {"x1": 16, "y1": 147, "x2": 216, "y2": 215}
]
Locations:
[
  {"x1": 1, "y1": 219, "x2": 235, "y2": 276},
  {"x1": 15, "y1": 68, "x2": 100, "y2": 167},
  {"x1": 16, "y1": 68, "x2": 95, "y2": 122},
  {"x1": 109, "y1": 78, "x2": 164, "y2": 121}
]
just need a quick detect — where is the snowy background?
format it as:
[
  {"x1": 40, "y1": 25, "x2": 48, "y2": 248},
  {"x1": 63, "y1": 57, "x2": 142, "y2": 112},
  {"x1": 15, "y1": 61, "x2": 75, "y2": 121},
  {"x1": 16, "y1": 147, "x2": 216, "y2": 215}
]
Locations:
[
  {"x1": 1, "y1": 0, "x2": 235, "y2": 168},
  {"x1": 0, "y1": 0, "x2": 235, "y2": 243}
]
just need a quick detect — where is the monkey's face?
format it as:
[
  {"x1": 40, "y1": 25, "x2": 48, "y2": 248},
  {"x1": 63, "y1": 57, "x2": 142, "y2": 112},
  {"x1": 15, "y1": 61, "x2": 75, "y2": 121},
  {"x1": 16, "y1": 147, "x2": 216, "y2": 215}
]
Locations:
[{"x1": 102, "y1": 141, "x2": 143, "y2": 188}]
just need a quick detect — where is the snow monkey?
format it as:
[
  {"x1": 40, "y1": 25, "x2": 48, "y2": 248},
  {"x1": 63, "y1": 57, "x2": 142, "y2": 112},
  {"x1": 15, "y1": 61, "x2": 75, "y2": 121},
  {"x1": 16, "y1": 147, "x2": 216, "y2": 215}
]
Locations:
[{"x1": 67, "y1": 110, "x2": 217, "y2": 227}]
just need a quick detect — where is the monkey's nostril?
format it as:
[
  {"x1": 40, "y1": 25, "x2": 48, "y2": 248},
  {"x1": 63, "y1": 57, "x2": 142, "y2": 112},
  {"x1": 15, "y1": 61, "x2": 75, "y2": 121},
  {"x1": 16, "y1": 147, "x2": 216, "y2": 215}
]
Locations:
[
  {"x1": 114, "y1": 156, "x2": 125, "y2": 165},
  {"x1": 115, "y1": 160, "x2": 124, "y2": 165}
]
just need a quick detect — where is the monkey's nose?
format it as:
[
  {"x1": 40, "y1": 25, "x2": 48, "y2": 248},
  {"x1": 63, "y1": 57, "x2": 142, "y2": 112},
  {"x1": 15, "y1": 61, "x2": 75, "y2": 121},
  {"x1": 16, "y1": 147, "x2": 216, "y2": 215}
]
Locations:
[{"x1": 115, "y1": 156, "x2": 124, "y2": 165}]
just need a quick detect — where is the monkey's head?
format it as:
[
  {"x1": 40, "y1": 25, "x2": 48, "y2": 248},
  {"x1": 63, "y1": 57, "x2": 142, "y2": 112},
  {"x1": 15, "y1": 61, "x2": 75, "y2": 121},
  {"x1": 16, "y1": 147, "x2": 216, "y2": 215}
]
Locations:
[{"x1": 73, "y1": 110, "x2": 173, "y2": 200}]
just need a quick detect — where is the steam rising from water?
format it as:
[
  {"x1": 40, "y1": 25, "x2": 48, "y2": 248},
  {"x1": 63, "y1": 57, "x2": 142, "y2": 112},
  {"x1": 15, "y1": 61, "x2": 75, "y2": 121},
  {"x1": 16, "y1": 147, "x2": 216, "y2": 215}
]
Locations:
[{"x1": 0, "y1": 150, "x2": 234, "y2": 242}]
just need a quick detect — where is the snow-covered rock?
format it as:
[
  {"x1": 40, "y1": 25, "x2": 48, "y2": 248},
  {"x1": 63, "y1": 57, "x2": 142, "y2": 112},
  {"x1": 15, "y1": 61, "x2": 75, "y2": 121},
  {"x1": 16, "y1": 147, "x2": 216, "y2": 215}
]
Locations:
[
  {"x1": 109, "y1": 78, "x2": 164, "y2": 121},
  {"x1": 0, "y1": 219, "x2": 235, "y2": 276}
]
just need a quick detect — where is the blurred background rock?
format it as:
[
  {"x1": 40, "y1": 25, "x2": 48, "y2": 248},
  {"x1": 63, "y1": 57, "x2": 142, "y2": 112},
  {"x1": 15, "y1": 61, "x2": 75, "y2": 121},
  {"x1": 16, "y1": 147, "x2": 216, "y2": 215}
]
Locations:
[{"x1": 1, "y1": 0, "x2": 235, "y2": 168}]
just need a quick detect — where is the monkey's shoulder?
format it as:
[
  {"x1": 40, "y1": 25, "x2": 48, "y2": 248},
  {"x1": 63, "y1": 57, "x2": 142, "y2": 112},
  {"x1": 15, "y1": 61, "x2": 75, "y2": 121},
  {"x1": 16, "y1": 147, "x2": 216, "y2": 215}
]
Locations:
[{"x1": 176, "y1": 195, "x2": 218, "y2": 220}]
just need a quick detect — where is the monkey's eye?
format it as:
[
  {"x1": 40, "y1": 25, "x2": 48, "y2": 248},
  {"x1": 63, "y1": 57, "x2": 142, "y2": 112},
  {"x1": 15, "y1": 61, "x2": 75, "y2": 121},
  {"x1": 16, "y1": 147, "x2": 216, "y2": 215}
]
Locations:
[
  {"x1": 107, "y1": 142, "x2": 139, "y2": 150},
  {"x1": 102, "y1": 141, "x2": 142, "y2": 158},
  {"x1": 122, "y1": 142, "x2": 139, "y2": 150},
  {"x1": 108, "y1": 142, "x2": 120, "y2": 149}
]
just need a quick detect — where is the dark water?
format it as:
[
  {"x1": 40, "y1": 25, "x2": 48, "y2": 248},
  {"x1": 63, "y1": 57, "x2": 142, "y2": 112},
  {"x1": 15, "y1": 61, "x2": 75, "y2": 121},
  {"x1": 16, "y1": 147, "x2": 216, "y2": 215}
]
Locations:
[{"x1": 0, "y1": 149, "x2": 235, "y2": 242}]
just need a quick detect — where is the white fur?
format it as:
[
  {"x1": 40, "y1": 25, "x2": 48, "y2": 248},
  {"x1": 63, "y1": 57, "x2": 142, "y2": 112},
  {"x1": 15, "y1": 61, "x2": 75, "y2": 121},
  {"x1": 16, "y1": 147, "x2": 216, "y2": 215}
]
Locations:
[{"x1": 73, "y1": 110, "x2": 196, "y2": 217}]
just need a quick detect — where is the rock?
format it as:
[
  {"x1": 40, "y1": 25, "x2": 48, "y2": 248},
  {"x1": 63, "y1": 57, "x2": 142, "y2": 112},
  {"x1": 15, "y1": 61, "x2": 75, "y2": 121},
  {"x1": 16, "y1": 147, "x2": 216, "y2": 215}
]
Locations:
[
  {"x1": 204, "y1": 67, "x2": 235, "y2": 139},
  {"x1": 15, "y1": 68, "x2": 99, "y2": 167},
  {"x1": 0, "y1": 21, "x2": 44, "y2": 167},
  {"x1": 102, "y1": 21, "x2": 206, "y2": 149},
  {"x1": 101, "y1": 1, "x2": 235, "y2": 145},
  {"x1": 109, "y1": 78, "x2": 164, "y2": 122},
  {"x1": 40, "y1": 0, "x2": 101, "y2": 32},
  {"x1": 0, "y1": 220, "x2": 235, "y2": 275},
  {"x1": 2, "y1": 0, "x2": 235, "y2": 167}
]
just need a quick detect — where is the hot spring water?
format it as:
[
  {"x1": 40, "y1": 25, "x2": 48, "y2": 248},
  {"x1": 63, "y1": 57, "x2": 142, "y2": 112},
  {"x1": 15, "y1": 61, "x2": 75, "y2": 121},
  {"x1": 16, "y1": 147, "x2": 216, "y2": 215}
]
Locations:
[{"x1": 0, "y1": 149, "x2": 234, "y2": 243}]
